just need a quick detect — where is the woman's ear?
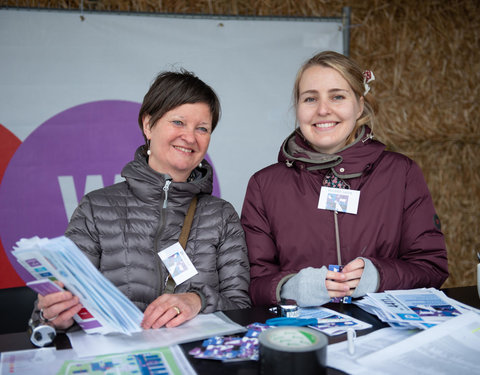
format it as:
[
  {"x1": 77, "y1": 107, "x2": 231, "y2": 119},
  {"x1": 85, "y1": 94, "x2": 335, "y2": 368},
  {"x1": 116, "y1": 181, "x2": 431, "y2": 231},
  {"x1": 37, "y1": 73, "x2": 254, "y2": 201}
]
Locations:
[
  {"x1": 142, "y1": 115, "x2": 152, "y2": 138},
  {"x1": 356, "y1": 96, "x2": 365, "y2": 120}
]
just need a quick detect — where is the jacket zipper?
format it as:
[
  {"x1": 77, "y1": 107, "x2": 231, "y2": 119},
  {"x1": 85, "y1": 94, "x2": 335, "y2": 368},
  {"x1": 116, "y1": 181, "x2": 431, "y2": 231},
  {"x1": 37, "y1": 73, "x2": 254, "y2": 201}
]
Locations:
[
  {"x1": 362, "y1": 132, "x2": 374, "y2": 143},
  {"x1": 154, "y1": 179, "x2": 172, "y2": 295},
  {"x1": 163, "y1": 180, "x2": 172, "y2": 209}
]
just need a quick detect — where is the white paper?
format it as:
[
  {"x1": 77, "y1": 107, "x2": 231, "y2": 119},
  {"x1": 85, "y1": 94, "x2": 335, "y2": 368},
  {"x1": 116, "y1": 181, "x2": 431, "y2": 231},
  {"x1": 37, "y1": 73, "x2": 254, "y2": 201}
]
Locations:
[
  {"x1": 318, "y1": 186, "x2": 360, "y2": 214},
  {"x1": 158, "y1": 241, "x2": 198, "y2": 285},
  {"x1": 327, "y1": 327, "x2": 416, "y2": 374},
  {"x1": 68, "y1": 312, "x2": 246, "y2": 358},
  {"x1": 363, "y1": 291, "x2": 425, "y2": 325},
  {"x1": 297, "y1": 306, "x2": 372, "y2": 336},
  {"x1": 0, "y1": 347, "x2": 74, "y2": 375},
  {"x1": 354, "y1": 288, "x2": 478, "y2": 330},
  {"x1": 13, "y1": 236, "x2": 144, "y2": 335},
  {"x1": 387, "y1": 288, "x2": 463, "y2": 323},
  {"x1": 0, "y1": 345, "x2": 195, "y2": 375},
  {"x1": 350, "y1": 311, "x2": 480, "y2": 375},
  {"x1": 59, "y1": 345, "x2": 196, "y2": 375}
]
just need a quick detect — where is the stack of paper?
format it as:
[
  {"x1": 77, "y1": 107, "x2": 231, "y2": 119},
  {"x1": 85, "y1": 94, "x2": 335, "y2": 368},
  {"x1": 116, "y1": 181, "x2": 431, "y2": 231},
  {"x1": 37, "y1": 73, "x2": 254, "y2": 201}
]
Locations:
[
  {"x1": 354, "y1": 288, "x2": 478, "y2": 329},
  {"x1": 297, "y1": 306, "x2": 372, "y2": 335},
  {"x1": 67, "y1": 312, "x2": 246, "y2": 358},
  {"x1": 13, "y1": 236, "x2": 143, "y2": 335},
  {"x1": 328, "y1": 311, "x2": 480, "y2": 375}
]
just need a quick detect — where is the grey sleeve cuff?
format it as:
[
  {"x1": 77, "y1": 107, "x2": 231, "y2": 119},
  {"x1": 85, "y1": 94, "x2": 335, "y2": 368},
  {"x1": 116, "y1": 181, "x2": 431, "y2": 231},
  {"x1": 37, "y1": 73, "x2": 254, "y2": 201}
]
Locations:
[
  {"x1": 275, "y1": 273, "x2": 296, "y2": 303},
  {"x1": 280, "y1": 267, "x2": 331, "y2": 307},
  {"x1": 351, "y1": 257, "x2": 380, "y2": 298},
  {"x1": 188, "y1": 288, "x2": 207, "y2": 312}
]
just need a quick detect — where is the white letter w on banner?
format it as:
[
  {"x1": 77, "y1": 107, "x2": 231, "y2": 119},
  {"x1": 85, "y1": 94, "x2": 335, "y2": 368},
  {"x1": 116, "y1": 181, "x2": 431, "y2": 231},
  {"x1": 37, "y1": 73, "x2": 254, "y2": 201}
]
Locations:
[
  {"x1": 58, "y1": 175, "x2": 103, "y2": 220},
  {"x1": 58, "y1": 174, "x2": 123, "y2": 220}
]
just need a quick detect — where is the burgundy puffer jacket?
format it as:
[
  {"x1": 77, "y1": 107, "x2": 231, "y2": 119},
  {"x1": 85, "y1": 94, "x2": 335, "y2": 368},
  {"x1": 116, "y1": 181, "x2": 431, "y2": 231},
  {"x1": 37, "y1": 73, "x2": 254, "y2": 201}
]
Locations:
[{"x1": 241, "y1": 127, "x2": 448, "y2": 306}]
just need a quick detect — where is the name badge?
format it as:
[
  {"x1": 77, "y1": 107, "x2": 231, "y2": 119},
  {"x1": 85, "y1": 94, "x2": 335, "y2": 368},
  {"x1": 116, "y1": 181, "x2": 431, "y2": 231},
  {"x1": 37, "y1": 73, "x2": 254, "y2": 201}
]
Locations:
[
  {"x1": 318, "y1": 186, "x2": 360, "y2": 214},
  {"x1": 158, "y1": 242, "x2": 198, "y2": 285}
]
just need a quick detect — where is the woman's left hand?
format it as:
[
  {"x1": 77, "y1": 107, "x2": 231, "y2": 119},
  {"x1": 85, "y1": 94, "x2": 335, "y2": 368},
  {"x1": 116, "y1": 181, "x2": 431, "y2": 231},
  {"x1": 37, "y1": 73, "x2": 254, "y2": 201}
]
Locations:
[
  {"x1": 340, "y1": 258, "x2": 365, "y2": 295},
  {"x1": 141, "y1": 292, "x2": 202, "y2": 329}
]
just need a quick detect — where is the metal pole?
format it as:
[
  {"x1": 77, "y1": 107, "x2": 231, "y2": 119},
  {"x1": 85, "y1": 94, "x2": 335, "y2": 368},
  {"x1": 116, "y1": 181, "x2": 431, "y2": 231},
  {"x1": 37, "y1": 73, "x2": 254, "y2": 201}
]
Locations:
[{"x1": 342, "y1": 6, "x2": 351, "y2": 57}]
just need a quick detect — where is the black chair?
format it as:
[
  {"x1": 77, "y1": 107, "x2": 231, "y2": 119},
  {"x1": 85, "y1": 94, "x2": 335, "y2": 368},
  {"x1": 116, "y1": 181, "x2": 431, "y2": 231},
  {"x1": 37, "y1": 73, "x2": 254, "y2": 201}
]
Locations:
[{"x1": 0, "y1": 286, "x2": 37, "y2": 334}]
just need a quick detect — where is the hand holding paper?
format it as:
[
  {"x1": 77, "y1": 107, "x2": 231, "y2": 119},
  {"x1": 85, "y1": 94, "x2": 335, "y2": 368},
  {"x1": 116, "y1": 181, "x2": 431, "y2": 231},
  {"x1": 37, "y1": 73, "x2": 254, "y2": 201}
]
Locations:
[
  {"x1": 14, "y1": 236, "x2": 144, "y2": 335},
  {"x1": 36, "y1": 281, "x2": 83, "y2": 330}
]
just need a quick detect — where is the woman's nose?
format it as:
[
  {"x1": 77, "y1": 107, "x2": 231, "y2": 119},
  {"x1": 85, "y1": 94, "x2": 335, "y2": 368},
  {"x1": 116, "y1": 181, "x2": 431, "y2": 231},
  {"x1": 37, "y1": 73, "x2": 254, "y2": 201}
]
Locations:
[
  {"x1": 317, "y1": 100, "x2": 330, "y2": 115},
  {"x1": 180, "y1": 127, "x2": 196, "y2": 143}
]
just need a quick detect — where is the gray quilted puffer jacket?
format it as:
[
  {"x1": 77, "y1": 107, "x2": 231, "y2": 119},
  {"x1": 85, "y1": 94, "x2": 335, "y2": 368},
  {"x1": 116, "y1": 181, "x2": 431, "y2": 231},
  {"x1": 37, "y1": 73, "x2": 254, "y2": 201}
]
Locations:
[{"x1": 65, "y1": 146, "x2": 251, "y2": 313}]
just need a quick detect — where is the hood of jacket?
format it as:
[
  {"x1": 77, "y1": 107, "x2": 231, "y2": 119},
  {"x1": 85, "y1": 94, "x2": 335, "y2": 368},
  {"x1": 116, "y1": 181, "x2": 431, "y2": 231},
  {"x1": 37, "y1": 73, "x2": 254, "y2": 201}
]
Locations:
[
  {"x1": 121, "y1": 146, "x2": 213, "y2": 205},
  {"x1": 278, "y1": 126, "x2": 386, "y2": 180}
]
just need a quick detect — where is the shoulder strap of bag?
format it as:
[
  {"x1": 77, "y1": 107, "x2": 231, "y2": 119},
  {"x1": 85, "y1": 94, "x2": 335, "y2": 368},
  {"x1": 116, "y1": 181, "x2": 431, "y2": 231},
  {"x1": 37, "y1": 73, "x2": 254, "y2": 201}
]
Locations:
[
  {"x1": 178, "y1": 195, "x2": 198, "y2": 249},
  {"x1": 164, "y1": 195, "x2": 198, "y2": 294}
]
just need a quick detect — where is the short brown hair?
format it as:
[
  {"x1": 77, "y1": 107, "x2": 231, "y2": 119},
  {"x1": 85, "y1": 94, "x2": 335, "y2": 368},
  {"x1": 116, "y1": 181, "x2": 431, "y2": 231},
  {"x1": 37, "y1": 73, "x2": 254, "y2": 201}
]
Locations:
[{"x1": 138, "y1": 69, "x2": 221, "y2": 144}]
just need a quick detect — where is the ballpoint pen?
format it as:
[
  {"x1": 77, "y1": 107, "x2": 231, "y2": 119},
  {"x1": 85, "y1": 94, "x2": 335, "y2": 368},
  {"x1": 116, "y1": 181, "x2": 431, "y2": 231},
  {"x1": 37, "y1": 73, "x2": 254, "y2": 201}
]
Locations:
[{"x1": 265, "y1": 317, "x2": 348, "y2": 326}]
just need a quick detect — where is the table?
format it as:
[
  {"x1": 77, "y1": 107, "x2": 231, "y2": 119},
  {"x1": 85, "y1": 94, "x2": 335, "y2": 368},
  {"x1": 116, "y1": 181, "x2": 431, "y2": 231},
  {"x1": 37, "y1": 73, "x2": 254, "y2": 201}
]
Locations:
[
  {"x1": 182, "y1": 304, "x2": 386, "y2": 375},
  {"x1": 185, "y1": 285, "x2": 479, "y2": 374},
  {"x1": 0, "y1": 286, "x2": 478, "y2": 374}
]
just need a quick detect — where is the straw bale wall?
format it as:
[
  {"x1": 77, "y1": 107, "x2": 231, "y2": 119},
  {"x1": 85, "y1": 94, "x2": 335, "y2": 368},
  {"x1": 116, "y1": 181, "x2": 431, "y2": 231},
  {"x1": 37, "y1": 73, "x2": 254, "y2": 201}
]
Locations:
[{"x1": 3, "y1": 0, "x2": 480, "y2": 288}]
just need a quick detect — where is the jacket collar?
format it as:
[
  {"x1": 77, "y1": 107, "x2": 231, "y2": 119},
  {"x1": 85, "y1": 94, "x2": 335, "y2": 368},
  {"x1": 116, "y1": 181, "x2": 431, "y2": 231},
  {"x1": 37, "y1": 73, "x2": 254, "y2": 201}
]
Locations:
[
  {"x1": 121, "y1": 146, "x2": 213, "y2": 204},
  {"x1": 279, "y1": 126, "x2": 386, "y2": 179}
]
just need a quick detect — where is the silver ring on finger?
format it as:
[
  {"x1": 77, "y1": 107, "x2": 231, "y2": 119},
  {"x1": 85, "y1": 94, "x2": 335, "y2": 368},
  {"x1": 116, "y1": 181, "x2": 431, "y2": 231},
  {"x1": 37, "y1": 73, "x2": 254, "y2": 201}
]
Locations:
[{"x1": 40, "y1": 308, "x2": 58, "y2": 322}]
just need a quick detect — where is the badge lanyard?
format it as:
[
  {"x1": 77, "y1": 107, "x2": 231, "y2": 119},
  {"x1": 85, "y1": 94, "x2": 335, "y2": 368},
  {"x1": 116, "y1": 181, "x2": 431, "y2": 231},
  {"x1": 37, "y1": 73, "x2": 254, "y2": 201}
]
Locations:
[{"x1": 318, "y1": 186, "x2": 361, "y2": 304}]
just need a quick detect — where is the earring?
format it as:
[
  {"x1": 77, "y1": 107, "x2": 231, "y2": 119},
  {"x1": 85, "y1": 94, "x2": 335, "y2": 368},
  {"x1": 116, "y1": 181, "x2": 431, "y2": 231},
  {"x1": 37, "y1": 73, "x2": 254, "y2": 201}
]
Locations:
[{"x1": 146, "y1": 140, "x2": 151, "y2": 155}]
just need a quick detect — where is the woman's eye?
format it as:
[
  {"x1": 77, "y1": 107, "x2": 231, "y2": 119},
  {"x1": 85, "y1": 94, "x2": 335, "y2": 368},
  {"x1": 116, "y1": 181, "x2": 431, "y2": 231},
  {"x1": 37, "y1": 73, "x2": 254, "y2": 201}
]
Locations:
[
  {"x1": 197, "y1": 127, "x2": 210, "y2": 134},
  {"x1": 172, "y1": 120, "x2": 183, "y2": 126},
  {"x1": 333, "y1": 95, "x2": 345, "y2": 101},
  {"x1": 304, "y1": 97, "x2": 316, "y2": 103}
]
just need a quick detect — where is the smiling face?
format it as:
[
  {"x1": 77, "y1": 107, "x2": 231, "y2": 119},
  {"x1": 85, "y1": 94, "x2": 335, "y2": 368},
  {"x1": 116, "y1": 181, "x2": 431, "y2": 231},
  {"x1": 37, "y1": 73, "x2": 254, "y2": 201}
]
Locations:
[
  {"x1": 143, "y1": 102, "x2": 212, "y2": 182},
  {"x1": 296, "y1": 65, "x2": 364, "y2": 154}
]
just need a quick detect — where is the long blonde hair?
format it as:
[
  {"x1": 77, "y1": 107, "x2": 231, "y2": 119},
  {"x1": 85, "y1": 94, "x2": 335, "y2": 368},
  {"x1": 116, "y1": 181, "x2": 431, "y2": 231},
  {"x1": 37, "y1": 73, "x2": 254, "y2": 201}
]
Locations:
[{"x1": 293, "y1": 51, "x2": 378, "y2": 145}]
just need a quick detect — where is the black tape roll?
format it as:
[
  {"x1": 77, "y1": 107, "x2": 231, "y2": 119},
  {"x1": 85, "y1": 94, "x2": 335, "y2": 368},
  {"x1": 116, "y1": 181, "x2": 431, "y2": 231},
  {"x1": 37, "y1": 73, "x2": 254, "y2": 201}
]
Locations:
[{"x1": 259, "y1": 326, "x2": 328, "y2": 375}]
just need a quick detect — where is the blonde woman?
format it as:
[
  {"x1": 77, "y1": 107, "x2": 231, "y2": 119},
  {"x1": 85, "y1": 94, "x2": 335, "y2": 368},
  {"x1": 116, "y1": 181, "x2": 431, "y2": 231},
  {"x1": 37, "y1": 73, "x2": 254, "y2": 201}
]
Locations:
[{"x1": 241, "y1": 51, "x2": 448, "y2": 307}]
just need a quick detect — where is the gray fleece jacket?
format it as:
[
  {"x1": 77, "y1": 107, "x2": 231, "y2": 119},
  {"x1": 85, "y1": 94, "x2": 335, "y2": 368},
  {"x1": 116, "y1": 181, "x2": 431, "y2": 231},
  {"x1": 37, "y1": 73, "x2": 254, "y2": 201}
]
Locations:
[{"x1": 65, "y1": 146, "x2": 251, "y2": 313}]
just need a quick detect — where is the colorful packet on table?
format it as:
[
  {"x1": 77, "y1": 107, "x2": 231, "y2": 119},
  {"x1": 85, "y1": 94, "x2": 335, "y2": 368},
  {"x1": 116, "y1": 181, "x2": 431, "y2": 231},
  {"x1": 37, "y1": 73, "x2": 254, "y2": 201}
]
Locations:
[
  {"x1": 188, "y1": 323, "x2": 270, "y2": 362},
  {"x1": 329, "y1": 264, "x2": 352, "y2": 303}
]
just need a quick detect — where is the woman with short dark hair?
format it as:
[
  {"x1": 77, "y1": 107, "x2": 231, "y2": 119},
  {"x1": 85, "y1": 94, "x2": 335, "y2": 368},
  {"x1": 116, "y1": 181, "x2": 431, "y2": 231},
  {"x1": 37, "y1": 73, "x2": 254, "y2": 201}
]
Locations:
[{"x1": 35, "y1": 69, "x2": 251, "y2": 330}]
